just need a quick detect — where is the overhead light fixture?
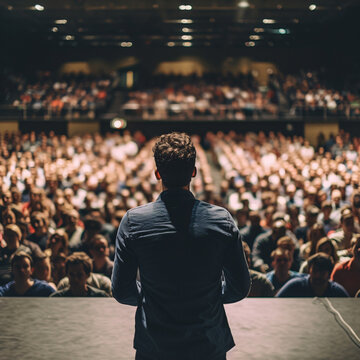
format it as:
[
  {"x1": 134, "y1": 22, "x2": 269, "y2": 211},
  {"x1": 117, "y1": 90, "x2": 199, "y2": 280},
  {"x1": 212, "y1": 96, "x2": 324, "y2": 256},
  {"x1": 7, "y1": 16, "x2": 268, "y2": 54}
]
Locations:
[
  {"x1": 55, "y1": 19, "x2": 67, "y2": 24},
  {"x1": 111, "y1": 118, "x2": 127, "y2": 129},
  {"x1": 245, "y1": 41, "x2": 255, "y2": 47},
  {"x1": 167, "y1": 42, "x2": 175, "y2": 47},
  {"x1": 120, "y1": 42, "x2": 133, "y2": 47},
  {"x1": 238, "y1": 1, "x2": 250, "y2": 8},
  {"x1": 51, "y1": 27, "x2": 58, "y2": 32},
  {"x1": 278, "y1": 28, "x2": 286, "y2": 34},
  {"x1": 181, "y1": 35, "x2": 193, "y2": 40},
  {"x1": 249, "y1": 35, "x2": 260, "y2": 40},
  {"x1": 181, "y1": 19, "x2": 193, "y2": 24},
  {"x1": 263, "y1": 19, "x2": 276, "y2": 24},
  {"x1": 182, "y1": 42, "x2": 192, "y2": 47},
  {"x1": 65, "y1": 35, "x2": 74, "y2": 41},
  {"x1": 179, "y1": 5, "x2": 192, "y2": 11},
  {"x1": 309, "y1": 4, "x2": 317, "y2": 11},
  {"x1": 34, "y1": 4, "x2": 44, "y2": 11},
  {"x1": 182, "y1": 27, "x2": 192, "y2": 33},
  {"x1": 254, "y1": 27, "x2": 265, "y2": 33}
]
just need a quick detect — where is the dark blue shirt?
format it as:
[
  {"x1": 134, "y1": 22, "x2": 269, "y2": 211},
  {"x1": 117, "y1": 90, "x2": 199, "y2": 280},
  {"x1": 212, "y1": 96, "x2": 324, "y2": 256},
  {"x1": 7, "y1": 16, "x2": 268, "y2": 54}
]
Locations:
[
  {"x1": 0, "y1": 279, "x2": 55, "y2": 297},
  {"x1": 266, "y1": 270, "x2": 304, "y2": 292},
  {"x1": 276, "y1": 275, "x2": 349, "y2": 297},
  {"x1": 112, "y1": 189, "x2": 250, "y2": 360}
]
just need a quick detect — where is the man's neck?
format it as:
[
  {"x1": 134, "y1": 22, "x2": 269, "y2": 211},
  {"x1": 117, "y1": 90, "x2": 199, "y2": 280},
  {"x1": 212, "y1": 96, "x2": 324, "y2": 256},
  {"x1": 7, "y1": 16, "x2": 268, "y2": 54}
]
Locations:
[
  {"x1": 162, "y1": 184, "x2": 190, "y2": 192},
  {"x1": 275, "y1": 270, "x2": 290, "y2": 284},
  {"x1": 310, "y1": 281, "x2": 329, "y2": 297}
]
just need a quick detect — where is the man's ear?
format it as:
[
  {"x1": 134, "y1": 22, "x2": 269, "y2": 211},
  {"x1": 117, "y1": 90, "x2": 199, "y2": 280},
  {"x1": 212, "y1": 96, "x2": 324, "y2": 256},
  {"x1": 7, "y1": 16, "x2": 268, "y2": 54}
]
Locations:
[
  {"x1": 192, "y1": 167, "x2": 197, "y2": 178},
  {"x1": 155, "y1": 170, "x2": 161, "y2": 180}
]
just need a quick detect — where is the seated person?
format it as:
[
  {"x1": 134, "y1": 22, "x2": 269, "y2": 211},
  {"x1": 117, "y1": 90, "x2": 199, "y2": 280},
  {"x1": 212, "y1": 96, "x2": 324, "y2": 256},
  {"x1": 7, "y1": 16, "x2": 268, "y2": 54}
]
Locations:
[
  {"x1": 0, "y1": 251, "x2": 55, "y2": 296},
  {"x1": 276, "y1": 253, "x2": 349, "y2": 297},
  {"x1": 242, "y1": 242, "x2": 274, "y2": 297},
  {"x1": 88, "y1": 234, "x2": 113, "y2": 278},
  {"x1": 266, "y1": 248, "x2": 302, "y2": 293},
  {"x1": 50, "y1": 252, "x2": 109, "y2": 297},
  {"x1": 331, "y1": 235, "x2": 360, "y2": 297},
  {"x1": 33, "y1": 253, "x2": 57, "y2": 290},
  {"x1": 0, "y1": 224, "x2": 32, "y2": 286},
  {"x1": 277, "y1": 236, "x2": 301, "y2": 272}
]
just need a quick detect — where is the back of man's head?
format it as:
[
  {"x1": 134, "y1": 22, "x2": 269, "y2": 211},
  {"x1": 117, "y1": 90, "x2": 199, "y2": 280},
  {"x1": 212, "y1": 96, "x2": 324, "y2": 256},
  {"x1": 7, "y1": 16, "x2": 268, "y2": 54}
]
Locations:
[{"x1": 153, "y1": 132, "x2": 196, "y2": 188}]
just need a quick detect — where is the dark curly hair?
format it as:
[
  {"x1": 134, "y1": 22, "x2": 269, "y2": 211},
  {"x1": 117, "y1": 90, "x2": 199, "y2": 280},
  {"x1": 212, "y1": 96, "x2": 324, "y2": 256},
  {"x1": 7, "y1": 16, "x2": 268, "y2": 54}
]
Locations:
[{"x1": 153, "y1": 132, "x2": 196, "y2": 188}]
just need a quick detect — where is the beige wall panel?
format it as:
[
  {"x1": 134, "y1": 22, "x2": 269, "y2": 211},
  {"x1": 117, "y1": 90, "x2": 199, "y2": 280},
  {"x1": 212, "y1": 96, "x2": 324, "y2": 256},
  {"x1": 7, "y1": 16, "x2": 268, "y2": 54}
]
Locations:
[
  {"x1": 0, "y1": 121, "x2": 19, "y2": 133},
  {"x1": 304, "y1": 122, "x2": 339, "y2": 147},
  {"x1": 68, "y1": 122, "x2": 100, "y2": 137}
]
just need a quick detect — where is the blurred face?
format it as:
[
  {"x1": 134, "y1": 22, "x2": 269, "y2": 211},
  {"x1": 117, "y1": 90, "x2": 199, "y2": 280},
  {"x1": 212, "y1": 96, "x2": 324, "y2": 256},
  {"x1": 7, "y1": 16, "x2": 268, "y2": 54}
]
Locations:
[
  {"x1": 12, "y1": 257, "x2": 33, "y2": 282},
  {"x1": 318, "y1": 242, "x2": 333, "y2": 256},
  {"x1": 273, "y1": 254, "x2": 291, "y2": 272},
  {"x1": 309, "y1": 266, "x2": 329, "y2": 288},
  {"x1": 68, "y1": 263, "x2": 88, "y2": 290},
  {"x1": 90, "y1": 238, "x2": 109, "y2": 258},
  {"x1": 34, "y1": 258, "x2": 51, "y2": 281},
  {"x1": 352, "y1": 238, "x2": 360, "y2": 260},
  {"x1": 4, "y1": 232, "x2": 19, "y2": 249}
]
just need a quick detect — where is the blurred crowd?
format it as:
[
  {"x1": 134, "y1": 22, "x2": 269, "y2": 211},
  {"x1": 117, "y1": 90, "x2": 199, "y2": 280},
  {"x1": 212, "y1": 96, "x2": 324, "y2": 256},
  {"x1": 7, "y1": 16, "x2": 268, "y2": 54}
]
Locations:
[
  {"x1": 4, "y1": 72, "x2": 113, "y2": 119},
  {"x1": 0, "y1": 129, "x2": 360, "y2": 297},
  {"x1": 122, "y1": 71, "x2": 360, "y2": 119}
]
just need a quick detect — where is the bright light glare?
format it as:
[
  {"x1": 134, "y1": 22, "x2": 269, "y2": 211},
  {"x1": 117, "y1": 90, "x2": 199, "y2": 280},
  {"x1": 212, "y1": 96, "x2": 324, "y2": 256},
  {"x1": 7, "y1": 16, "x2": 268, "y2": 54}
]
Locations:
[
  {"x1": 34, "y1": 4, "x2": 44, "y2": 11},
  {"x1": 179, "y1": 5, "x2": 192, "y2": 11},
  {"x1": 263, "y1": 19, "x2": 276, "y2": 24},
  {"x1": 52, "y1": 27, "x2": 58, "y2": 32},
  {"x1": 278, "y1": 28, "x2": 286, "y2": 34},
  {"x1": 182, "y1": 27, "x2": 192, "y2": 33},
  {"x1": 167, "y1": 42, "x2": 175, "y2": 47},
  {"x1": 309, "y1": 4, "x2": 317, "y2": 11},
  {"x1": 120, "y1": 42, "x2": 133, "y2": 47},
  {"x1": 254, "y1": 27, "x2": 264, "y2": 33},
  {"x1": 181, "y1": 19, "x2": 193, "y2": 24},
  {"x1": 55, "y1": 19, "x2": 67, "y2": 24},
  {"x1": 182, "y1": 42, "x2": 192, "y2": 47},
  {"x1": 238, "y1": 1, "x2": 250, "y2": 8},
  {"x1": 181, "y1": 35, "x2": 193, "y2": 40},
  {"x1": 65, "y1": 35, "x2": 74, "y2": 40},
  {"x1": 245, "y1": 41, "x2": 255, "y2": 47},
  {"x1": 249, "y1": 35, "x2": 260, "y2": 40}
]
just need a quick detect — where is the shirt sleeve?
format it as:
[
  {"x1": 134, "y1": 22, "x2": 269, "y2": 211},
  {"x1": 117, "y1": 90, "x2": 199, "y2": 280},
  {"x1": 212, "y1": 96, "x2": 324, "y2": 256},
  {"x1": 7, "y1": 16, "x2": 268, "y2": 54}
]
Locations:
[
  {"x1": 222, "y1": 213, "x2": 251, "y2": 304},
  {"x1": 111, "y1": 211, "x2": 139, "y2": 306}
]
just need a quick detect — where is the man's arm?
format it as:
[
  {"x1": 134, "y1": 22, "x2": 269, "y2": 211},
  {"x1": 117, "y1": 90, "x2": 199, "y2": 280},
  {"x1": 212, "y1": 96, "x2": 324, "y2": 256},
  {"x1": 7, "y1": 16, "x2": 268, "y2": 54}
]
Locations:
[
  {"x1": 111, "y1": 211, "x2": 139, "y2": 306},
  {"x1": 222, "y1": 213, "x2": 251, "y2": 304}
]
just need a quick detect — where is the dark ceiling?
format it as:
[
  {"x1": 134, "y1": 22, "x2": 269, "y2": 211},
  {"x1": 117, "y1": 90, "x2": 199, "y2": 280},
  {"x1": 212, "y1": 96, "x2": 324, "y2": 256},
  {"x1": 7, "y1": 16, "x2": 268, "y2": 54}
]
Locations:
[{"x1": 1, "y1": 0, "x2": 360, "y2": 50}]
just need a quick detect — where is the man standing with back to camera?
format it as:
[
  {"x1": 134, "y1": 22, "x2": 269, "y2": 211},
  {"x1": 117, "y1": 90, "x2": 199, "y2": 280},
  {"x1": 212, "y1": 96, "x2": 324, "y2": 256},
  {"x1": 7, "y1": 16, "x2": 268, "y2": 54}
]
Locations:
[{"x1": 112, "y1": 132, "x2": 250, "y2": 360}]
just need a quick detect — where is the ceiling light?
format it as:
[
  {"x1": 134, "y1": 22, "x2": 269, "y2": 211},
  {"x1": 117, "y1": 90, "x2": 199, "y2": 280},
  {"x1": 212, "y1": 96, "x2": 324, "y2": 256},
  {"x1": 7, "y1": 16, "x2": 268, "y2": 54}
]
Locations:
[
  {"x1": 167, "y1": 42, "x2": 175, "y2": 47},
  {"x1": 55, "y1": 19, "x2": 67, "y2": 24},
  {"x1": 51, "y1": 27, "x2": 58, "y2": 32},
  {"x1": 65, "y1": 35, "x2": 74, "y2": 41},
  {"x1": 34, "y1": 4, "x2": 44, "y2": 11},
  {"x1": 309, "y1": 4, "x2": 317, "y2": 11},
  {"x1": 238, "y1": 1, "x2": 250, "y2": 8},
  {"x1": 245, "y1": 41, "x2": 255, "y2": 47},
  {"x1": 179, "y1": 5, "x2": 192, "y2": 11},
  {"x1": 181, "y1": 19, "x2": 193, "y2": 24},
  {"x1": 182, "y1": 42, "x2": 192, "y2": 47},
  {"x1": 181, "y1": 35, "x2": 193, "y2": 40},
  {"x1": 249, "y1": 35, "x2": 260, "y2": 40},
  {"x1": 278, "y1": 28, "x2": 286, "y2": 34},
  {"x1": 263, "y1": 19, "x2": 276, "y2": 24},
  {"x1": 120, "y1": 42, "x2": 133, "y2": 47},
  {"x1": 182, "y1": 27, "x2": 192, "y2": 33},
  {"x1": 254, "y1": 27, "x2": 264, "y2": 33}
]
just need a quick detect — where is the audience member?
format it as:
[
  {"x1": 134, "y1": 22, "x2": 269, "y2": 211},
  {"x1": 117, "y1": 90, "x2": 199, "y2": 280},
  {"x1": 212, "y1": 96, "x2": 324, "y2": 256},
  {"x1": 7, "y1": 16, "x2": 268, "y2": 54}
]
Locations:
[
  {"x1": 277, "y1": 253, "x2": 349, "y2": 297},
  {"x1": 0, "y1": 251, "x2": 55, "y2": 296}
]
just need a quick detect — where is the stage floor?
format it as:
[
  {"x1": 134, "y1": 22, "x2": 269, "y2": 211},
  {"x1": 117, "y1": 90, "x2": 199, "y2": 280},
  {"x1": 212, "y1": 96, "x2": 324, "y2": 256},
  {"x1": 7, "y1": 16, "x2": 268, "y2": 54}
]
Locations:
[{"x1": 0, "y1": 298, "x2": 359, "y2": 360}]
